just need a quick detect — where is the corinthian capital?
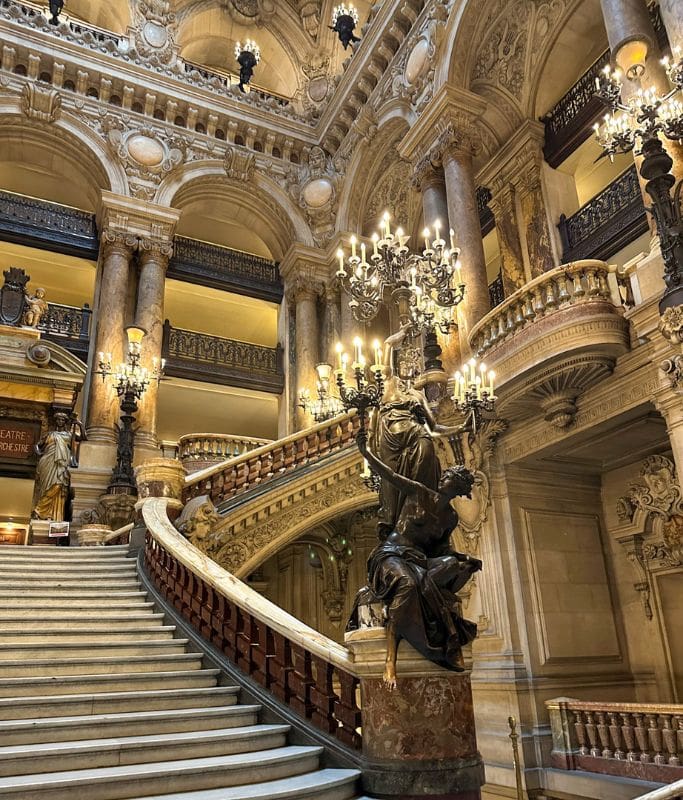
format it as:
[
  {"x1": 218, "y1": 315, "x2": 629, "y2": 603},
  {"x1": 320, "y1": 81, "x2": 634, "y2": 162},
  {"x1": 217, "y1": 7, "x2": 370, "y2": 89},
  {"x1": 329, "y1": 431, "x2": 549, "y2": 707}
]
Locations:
[
  {"x1": 436, "y1": 119, "x2": 481, "y2": 161},
  {"x1": 286, "y1": 273, "x2": 323, "y2": 305},
  {"x1": 138, "y1": 238, "x2": 174, "y2": 260},
  {"x1": 411, "y1": 151, "x2": 446, "y2": 192},
  {"x1": 100, "y1": 229, "x2": 138, "y2": 258}
]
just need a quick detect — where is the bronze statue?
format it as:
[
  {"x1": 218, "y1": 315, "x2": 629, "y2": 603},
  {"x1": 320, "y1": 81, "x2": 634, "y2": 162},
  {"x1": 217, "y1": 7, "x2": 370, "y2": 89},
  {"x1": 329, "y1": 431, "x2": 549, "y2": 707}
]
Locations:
[
  {"x1": 33, "y1": 412, "x2": 85, "y2": 521},
  {"x1": 350, "y1": 427, "x2": 481, "y2": 688},
  {"x1": 371, "y1": 324, "x2": 466, "y2": 538}
]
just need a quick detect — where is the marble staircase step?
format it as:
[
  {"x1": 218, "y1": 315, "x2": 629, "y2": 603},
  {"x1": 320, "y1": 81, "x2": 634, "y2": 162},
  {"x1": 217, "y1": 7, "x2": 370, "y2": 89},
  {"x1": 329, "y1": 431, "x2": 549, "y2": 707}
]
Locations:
[
  {"x1": 0, "y1": 562, "x2": 136, "y2": 574},
  {"x1": 0, "y1": 591, "x2": 149, "y2": 604},
  {"x1": 0, "y1": 614, "x2": 165, "y2": 630},
  {"x1": 0, "y1": 639, "x2": 190, "y2": 663},
  {"x1": 0, "y1": 627, "x2": 176, "y2": 644},
  {"x1": 0, "y1": 744, "x2": 323, "y2": 800},
  {"x1": 5, "y1": 602, "x2": 155, "y2": 616},
  {"x1": 0, "y1": 687, "x2": 243, "y2": 723},
  {"x1": 0, "y1": 651, "x2": 205, "y2": 677},
  {"x1": 0, "y1": 572, "x2": 141, "y2": 585},
  {"x1": 0, "y1": 579, "x2": 141, "y2": 591},
  {"x1": 0, "y1": 724, "x2": 290, "y2": 776},
  {"x1": 124, "y1": 769, "x2": 362, "y2": 800},
  {"x1": 0, "y1": 545, "x2": 129, "y2": 557}
]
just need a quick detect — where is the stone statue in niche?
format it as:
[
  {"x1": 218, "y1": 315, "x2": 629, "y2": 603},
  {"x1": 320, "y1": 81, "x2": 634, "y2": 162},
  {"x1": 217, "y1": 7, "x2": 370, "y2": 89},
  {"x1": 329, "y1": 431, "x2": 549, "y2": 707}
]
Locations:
[
  {"x1": 32, "y1": 411, "x2": 85, "y2": 522},
  {"x1": 22, "y1": 288, "x2": 48, "y2": 328},
  {"x1": 350, "y1": 427, "x2": 481, "y2": 688}
]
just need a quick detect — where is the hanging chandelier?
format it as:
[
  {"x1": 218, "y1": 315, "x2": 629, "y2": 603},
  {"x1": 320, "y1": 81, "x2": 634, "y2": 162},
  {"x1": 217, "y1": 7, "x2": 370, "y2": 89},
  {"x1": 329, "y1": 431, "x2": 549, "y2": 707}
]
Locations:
[
  {"x1": 330, "y1": 4, "x2": 361, "y2": 49},
  {"x1": 336, "y1": 213, "x2": 465, "y2": 329},
  {"x1": 235, "y1": 39, "x2": 261, "y2": 93},
  {"x1": 298, "y1": 362, "x2": 344, "y2": 423}
]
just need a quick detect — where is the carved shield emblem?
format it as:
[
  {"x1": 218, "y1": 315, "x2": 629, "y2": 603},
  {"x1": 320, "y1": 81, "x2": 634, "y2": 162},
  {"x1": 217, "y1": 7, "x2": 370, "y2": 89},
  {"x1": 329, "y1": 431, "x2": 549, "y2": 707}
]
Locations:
[{"x1": 0, "y1": 267, "x2": 29, "y2": 326}]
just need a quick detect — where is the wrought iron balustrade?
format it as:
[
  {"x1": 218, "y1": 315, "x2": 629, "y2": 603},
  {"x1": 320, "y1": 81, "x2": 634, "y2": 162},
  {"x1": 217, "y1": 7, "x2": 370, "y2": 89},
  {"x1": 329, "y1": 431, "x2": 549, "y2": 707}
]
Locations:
[
  {"x1": 477, "y1": 186, "x2": 495, "y2": 236},
  {"x1": 162, "y1": 321, "x2": 284, "y2": 394},
  {"x1": 0, "y1": 191, "x2": 98, "y2": 258},
  {"x1": 488, "y1": 272, "x2": 504, "y2": 309},
  {"x1": 558, "y1": 165, "x2": 648, "y2": 263},
  {"x1": 169, "y1": 237, "x2": 282, "y2": 302},
  {"x1": 38, "y1": 301, "x2": 91, "y2": 358}
]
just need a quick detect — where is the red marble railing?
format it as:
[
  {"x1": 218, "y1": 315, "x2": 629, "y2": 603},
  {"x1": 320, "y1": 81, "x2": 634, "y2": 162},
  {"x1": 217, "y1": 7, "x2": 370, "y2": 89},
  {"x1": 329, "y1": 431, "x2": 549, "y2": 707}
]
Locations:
[
  {"x1": 183, "y1": 413, "x2": 359, "y2": 506},
  {"x1": 142, "y1": 499, "x2": 362, "y2": 750},
  {"x1": 548, "y1": 698, "x2": 683, "y2": 784}
]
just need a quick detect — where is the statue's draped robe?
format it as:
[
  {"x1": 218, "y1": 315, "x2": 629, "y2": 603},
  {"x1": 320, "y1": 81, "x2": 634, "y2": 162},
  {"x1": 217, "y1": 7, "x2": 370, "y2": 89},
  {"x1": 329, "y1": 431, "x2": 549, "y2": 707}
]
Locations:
[
  {"x1": 376, "y1": 400, "x2": 441, "y2": 538},
  {"x1": 33, "y1": 430, "x2": 71, "y2": 521}
]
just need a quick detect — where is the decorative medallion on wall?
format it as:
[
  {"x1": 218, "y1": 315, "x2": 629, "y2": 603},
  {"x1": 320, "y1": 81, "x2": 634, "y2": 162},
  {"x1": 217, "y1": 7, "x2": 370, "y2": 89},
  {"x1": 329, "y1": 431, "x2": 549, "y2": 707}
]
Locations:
[
  {"x1": 287, "y1": 146, "x2": 339, "y2": 244},
  {"x1": 127, "y1": 0, "x2": 179, "y2": 68}
]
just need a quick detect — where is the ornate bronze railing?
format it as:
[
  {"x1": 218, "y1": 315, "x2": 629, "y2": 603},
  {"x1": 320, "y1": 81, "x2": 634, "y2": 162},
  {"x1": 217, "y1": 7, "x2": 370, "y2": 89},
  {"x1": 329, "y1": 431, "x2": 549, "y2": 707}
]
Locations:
[
  {"x1": 558, "y1": 165, "x2": 648, "y2": 263},
  {"x1": 548, "y1": 698, "x2": 683, "y2": 784},
  {"x1": 488, "y1": 272, "x2": 504, "y2": 308},
  {"x1": 0, "y1": 191, "x2": 98, "y2": 258},
  {"x1": 38, "y1": 301, "x2": 92, "y2": 358},
  {"x1": 162, "y1": 322, "x2": 283, "y2": 394},
  {"x1": 177, "y1": 433, "x2": 273, "y2": 473},
  {"x1": 183, "y1": 413, "x2": 359, "y2": 506},
  {"x1": 168, "y1": 237, "x2": 282, "y2": 302},
  {"x1": 142, "y1": 497, "x2": 362, "y2": 749}
]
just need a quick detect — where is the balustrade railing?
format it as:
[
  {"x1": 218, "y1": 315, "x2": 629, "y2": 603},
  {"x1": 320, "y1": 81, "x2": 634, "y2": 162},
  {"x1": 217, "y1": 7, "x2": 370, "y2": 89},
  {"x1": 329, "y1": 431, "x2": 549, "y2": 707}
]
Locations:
[
  {"x1": 178, "y1": 433, "x2": 272, "y2": 473},
  {"x1": 38, "y1": 301, "x2": 91, "y2": 358},
  {"x1": 182, "y1": 60, "x2": 290, "y2": 108},
  {"x1": 183, "y1": 413, "x2": 359, "y2": 506},
  {"x1": 548, "y1": 698, "x2": 683, "y2": 784},
  {"x1": 558, "y1": 165, "x2": 648, "y2": 263},
  {"x1": 477, "y1": 186, "x2": 495, "y2": 236},
  {"x1": 488, "y1": 272, "x2": 504, "y2": 309},
  {"x1": 469, "y1": 260, "x2": 614, "y2": 357},
  {"x1": 142, "y1": 497, "x2": 362, "y2": 749},
  {"x1": 162, "y1": 321, "x2": 283, "y2": 394}
]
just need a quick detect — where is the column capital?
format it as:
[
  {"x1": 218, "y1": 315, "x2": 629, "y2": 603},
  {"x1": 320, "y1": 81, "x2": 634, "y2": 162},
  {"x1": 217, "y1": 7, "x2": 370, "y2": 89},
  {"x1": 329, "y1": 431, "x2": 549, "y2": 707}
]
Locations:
[
  {"x1": 138, "y1": 238, "x2": 174, "y2": 260},
  {"x1": 411, "y1": 152, "x2": 446, "y2": 192},
  {"x1": 477, "y1": 119, "x2": 546, "y2": 196},
  {"x1": 100, "y1": 229, "x2": 138, "y2": 257},
  {"x1": 285, "y1": 273, "x2": 323, "y2": 305},
  {"x1": 97, "y1": 191, "x2": 181, "y2": 250},
  {"x1": 279, "y1": 242, "x2": 329, "y2": 285}
]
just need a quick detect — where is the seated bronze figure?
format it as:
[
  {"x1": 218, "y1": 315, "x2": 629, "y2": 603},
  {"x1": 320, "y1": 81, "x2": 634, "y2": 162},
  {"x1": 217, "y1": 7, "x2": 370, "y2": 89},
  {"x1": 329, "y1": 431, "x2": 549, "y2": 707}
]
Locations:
[{"x1": 349, "y1": 428, "x2": 481, "y2": 688}]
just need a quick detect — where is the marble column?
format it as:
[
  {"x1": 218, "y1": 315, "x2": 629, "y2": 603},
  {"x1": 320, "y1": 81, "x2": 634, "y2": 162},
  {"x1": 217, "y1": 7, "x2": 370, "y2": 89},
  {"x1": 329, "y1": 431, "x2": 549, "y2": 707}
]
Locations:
[
  {"x1": 659, "y1": 0, "x2": 682, "y2": 52},
  {"x1": 134, "y1": 240, "x2": 173, "y2": 450},
  {"x1": 324, "y1": 283, "x2": 342, "y2": 366},
  {"x1": 488, "y1": 179, "x2": 526, "y2": 296},
  {"x1": 414, "y1": 159, "x2": 450, "y2": 230},
  {"x1": 288, "y1": 277, "x2": 321, "y2": 430},
  {"x1": 86, "y1": 231, "x2": 135, "y2": 442},
  {"x1": 442, "y1": 141, "x2": 490, "y2": 355}
]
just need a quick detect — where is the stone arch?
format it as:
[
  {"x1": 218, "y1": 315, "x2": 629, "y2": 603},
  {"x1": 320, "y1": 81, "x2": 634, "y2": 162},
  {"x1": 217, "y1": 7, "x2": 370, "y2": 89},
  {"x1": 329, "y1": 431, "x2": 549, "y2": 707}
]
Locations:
[
  {"x1": 156, "y1": 162, "x2": 314, "y2": 258},
  {"x1": 0, "y1": 104, "x2": 127, "y2": 209}
]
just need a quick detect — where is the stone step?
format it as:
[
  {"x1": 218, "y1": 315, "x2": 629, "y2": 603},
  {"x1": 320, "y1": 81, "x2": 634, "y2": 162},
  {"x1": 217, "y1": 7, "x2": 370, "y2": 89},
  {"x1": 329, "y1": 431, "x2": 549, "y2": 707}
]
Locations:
[
  {"x1": 0, "y1": 687, "x2": 242, "y2": 723},
  {"x1": 0, "y1": 703, "x2": 254, "y2": 747},
  {"x1": 0, "y1": 651, "x2": 204, "y2": 678},
  {"x1": 125, "y1": 769, "x2": 362, "y2": 800},
  {"x1": 0, "y1": 572, "x2": 141, "y2": 584},
  {"x1": 0, "y1": 639, "x2": 189, "y2": 664},
  {"x1": 5, "y1": 602, "x2": 155, "y2": 617},
  {"x1": 0, "y1": 591, "x2": 148, "y2": 605},
  {"x1": 0, "y1": 579, "x2": 141, "y2": 592},
  {"x1": 0, "y1": 562, "x2": 137, "y2": 574},
  {"x1": 0, "y1": 724, "x2": 290, "y2": 776},
  {"x1": 0, "y1": 545, "x2": 129, "y2": 557},
  {"x1": 0, "y1": 667, "x2": 218, "y2": 698},
  {"x1": 0, "y1": 614, "x2": 166, "y2": 630},
  {"x1": 0, "y1": 628, "x2": 176, "y2": 645},
  {"x1": 0, "y1": 745, "x2": 323, "y2": 800}
]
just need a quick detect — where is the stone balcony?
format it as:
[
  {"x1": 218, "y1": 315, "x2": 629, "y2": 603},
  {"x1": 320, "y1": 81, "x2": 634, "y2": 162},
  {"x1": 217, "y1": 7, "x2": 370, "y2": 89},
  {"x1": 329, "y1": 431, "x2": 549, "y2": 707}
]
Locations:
[{"x1": 468, "y1": 260, "x2": 630, "y2": 428}]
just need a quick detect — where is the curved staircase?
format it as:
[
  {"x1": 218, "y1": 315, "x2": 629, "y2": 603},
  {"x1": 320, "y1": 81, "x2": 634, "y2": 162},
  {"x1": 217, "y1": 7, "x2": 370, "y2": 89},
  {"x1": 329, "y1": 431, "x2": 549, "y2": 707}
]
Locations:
[{"x1": 0, "y1": 543, "x2": 368, "y2": 800}]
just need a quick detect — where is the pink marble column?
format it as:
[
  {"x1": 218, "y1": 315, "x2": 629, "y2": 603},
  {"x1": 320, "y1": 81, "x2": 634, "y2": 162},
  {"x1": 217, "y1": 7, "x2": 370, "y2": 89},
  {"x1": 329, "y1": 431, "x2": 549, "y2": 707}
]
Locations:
[
  {"x1": 324, "y1": 283, "x2": 342, "y2": 365},
  {"x1": 288, "y1": 277, "x2": 321, "y2": 430},
  {"x1": 86, "y1": 232, "x2": 135, "y2": 442},
  {"x1": 134, "y1": 240, "x2": 172, "y2": 450},
  {"x1": 415, "y1": 161, "x2": 450, "y2": 231},
  {"x1": 443, "y1": 145, "x2": 490, "y2": 354}
]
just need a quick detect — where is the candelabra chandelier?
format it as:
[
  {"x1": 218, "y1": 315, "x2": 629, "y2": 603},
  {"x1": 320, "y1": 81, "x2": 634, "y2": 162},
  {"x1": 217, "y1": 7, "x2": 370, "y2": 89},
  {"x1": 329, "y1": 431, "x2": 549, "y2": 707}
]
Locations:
[
  {"x1": 235, "y1": 39, "x2": 260, "y2": 92},
  {"x1": 96, "y1": 326, "x2": 164, "y2": 495},
  {"x1": 331, "y1": 3, "x2": 360, "y2": 49},
  {"x1": 298, "y1": 363, "x2": 344, "y2": 423},
  {"x1": 594, "y1": 48, "x2": 683, "y2": 310},
  {"x1": 452, "y1": 357, "x2": 496, "y2": 429},
  {"x1": 336, "y1": 213, "x2": 465, "y2": 331}
]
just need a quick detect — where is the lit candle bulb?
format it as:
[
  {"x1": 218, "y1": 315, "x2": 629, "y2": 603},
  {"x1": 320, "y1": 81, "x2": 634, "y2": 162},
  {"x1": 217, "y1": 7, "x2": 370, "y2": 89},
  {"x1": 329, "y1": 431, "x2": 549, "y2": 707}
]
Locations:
[
  {"x1": 350, "y1": 235, "x2": 357, "y2": 258},
  {"x1": 449, "y1": 228, "x2": 455, "y2": 250},
  {"x1": 475, "y1": 375, "x2": 482, "y2": 399},
  {"x1": 337, "y1": 248, "x2": 345, "y2": 275},
  {"x1": 360, "y1": 242, "x2": 366, "y2": 263},
  {"x1": 362, "y1": 457, "x2": 371, "y2": 478},
  {"x1": 353, "y1": 336, "x2": 362, "y2": 368},
  {"x1": 459, "y1": 374, "x2": 466, "y2": 402},
  {"x1": 372, "y1": 338, "x2": 382, "y2": 369},
  {"x1": 423, "y1": 227, "x2": 430, "y2": 251},
  {"x1": 372, "y1": 232, "x2": 379, "y2": 256},
  {"x1": 469, "y1": 357, "x2": 476, "y2": 383},
  {"x1": 335, "y1": 341, "x2": 343, "y2": 370},
  {"x1": 396, "y1": 227, "x2": 405, "y2": 246},
  {"x1": 383, "y1": 211, "x2": 391, "y2": 237}
]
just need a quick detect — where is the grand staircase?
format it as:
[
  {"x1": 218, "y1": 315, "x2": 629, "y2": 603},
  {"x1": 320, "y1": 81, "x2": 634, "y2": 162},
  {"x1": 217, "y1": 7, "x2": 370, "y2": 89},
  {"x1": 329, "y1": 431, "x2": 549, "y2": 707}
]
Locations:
[{"x1": 0, "y1": 544, "x2": 367, "y2": 800}]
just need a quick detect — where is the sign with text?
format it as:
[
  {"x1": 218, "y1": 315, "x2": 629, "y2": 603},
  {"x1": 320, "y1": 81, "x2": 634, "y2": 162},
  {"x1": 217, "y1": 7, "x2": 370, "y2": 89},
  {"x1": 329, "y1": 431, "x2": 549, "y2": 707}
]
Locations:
[{"x1": 0, "y1": 419, "x2": 40, "y2": 462}]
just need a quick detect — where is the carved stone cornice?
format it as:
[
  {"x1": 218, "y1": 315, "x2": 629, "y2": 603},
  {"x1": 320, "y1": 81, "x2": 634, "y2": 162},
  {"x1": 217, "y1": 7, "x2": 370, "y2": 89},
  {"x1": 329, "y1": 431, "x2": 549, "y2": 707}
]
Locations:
[
  {"x1": 97, "y1": 192, "x2": 180, "y2": 250},
  {"x1": 477, "y1": 119, "x2": 546, "y2": 198},
  {"x1": 279, "y1": 242, "x2": 330, "y2": 287}
]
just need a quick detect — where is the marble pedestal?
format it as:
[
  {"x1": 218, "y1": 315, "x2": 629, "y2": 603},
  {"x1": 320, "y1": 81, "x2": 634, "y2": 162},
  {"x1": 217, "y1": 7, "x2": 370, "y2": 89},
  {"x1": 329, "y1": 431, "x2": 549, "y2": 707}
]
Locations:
[
  {"x1": 346, "y1": 627, "x2": 484, "y2": 798},
  {"x1": 29, "y1": 519, "x2": 63, "y2": 546}
]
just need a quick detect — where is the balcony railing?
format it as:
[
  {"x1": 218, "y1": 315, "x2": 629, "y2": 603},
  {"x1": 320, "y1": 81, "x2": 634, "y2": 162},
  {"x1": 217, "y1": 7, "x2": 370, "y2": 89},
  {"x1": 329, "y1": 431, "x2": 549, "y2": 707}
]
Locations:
[
  {"x1": 0, "y1": 191, "x2": 98, "y2": 259},
  {"x1": 168, "y1": 237, "x2": 282, "y2": 303},
  {"x1": 162, "y1": 321, "x2": 284, "y2": 394},
  {"x1": 548, "y1": 698, "x2": 683, "y2": 785},
  {"x1": 177, "y1": 433, "x2": 273, "y2": 473},
  {"x1": 488, "y1": 272, "x2": 504, "y2": 309},
  {"x1": 38, "y1": 301, "x2": 92, "y2": 358},
  {"x1": 477, "y1": 186, "x2": 495, "y2": 236},
  {"x1": 558, "y1": 165, "x2": 648, "y2": 263},
  {"x1": 542, "y1": 3, "x2": 669, "y2": 167}
]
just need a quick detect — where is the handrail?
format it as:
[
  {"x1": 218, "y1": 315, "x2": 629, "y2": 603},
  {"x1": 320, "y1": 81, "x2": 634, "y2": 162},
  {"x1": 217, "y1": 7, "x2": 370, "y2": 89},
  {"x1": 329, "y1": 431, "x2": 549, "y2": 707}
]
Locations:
[
  {"x1": 468, "y1": 259, "x2": 615, "y2": 356},
  {"x1": 141, "y1": 496, "x2": 362, "y2": 748},
  {"x1": 178, "y1": 433, "x2": 272, "y2": 472},
  {"x1": 635, "y1": 780, "x2": 683, "y2": 800},
  {"x1": 183, "y1": 412, "x2": 359, "y2": 505}
]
